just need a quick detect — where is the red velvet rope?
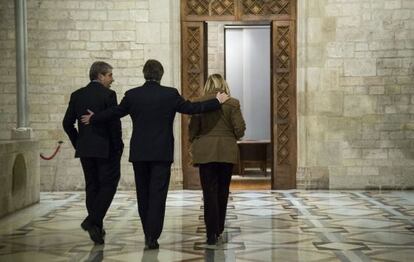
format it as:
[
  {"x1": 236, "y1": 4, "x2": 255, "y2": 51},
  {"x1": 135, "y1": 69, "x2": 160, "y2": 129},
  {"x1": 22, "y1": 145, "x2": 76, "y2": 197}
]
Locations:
[{"x1": 40, "y1": 141, "x2": 63, "y2": 160}]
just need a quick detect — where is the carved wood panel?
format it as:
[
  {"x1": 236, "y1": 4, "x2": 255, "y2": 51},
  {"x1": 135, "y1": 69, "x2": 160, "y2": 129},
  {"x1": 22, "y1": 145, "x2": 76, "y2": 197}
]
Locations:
[
  {"x1": 181, "y1": 22, "x2": 207, "y2": 189},
  {"x1": 211, "y1": 0, "x2": 235, "y2": 16},
  {"x1": 183, "y1": 0, "x2": 237, "y2": 21},
  {"x1": 242, "y1": 0, "x2": 290, "y2": 14},
  {"x1": 182, "y1": 0, "x2": 295, "y2": 21},
  {"x1": 186, "y1": 0, "x2": 210, "y2": 16},
  {"x1": 272, "y1": 20, "x2": 296, "y2": 189}
]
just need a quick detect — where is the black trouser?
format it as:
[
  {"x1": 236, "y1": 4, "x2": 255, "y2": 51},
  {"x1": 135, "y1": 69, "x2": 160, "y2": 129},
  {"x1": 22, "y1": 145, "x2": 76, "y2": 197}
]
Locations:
[
  {"x1": 80, "y1": 152, "x2": 121, "y2": 229},
  {"x1": 132, "y1": 161, "x2": 172, "y2": 241},
  {"x1": 199, "y1": 162, "x2": 233, "y2": 238}
]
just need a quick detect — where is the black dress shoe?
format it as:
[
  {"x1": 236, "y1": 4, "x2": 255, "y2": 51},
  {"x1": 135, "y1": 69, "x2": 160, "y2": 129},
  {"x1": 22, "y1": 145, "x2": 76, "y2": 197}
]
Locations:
[
  {"x1": 207, "y1": 235, "x2": 217, "y2": 245},
  {"x1": 81, "y1": 219, "x2": 90, "y2": 231},
  {"x1": 146, "y1": 239, "x2": 159, "y2": 250},
  {"x1": 81, "y1": 219, "x2": 105, "y2": 237},
  {"x1": 88, "y1": 225, "x2": 104, "y2": 245}
]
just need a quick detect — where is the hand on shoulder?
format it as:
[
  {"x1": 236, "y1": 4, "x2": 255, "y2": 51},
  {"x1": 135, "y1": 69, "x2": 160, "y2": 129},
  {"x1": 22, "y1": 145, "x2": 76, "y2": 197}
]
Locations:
[{"x1": 216, "y1": 92, "x2": 230, "y2": 104}]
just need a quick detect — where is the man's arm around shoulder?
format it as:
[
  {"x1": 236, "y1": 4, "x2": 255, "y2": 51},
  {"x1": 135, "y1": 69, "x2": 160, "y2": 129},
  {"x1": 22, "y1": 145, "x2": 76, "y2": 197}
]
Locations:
[{"x1": 175, "y1": 90, "x2": 229, "y2": 114}]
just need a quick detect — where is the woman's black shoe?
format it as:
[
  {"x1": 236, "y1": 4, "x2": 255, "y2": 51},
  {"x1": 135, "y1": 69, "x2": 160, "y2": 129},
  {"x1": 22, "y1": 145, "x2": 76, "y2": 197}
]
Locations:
[
  {"x1": 145, "y1": 238, "x2": 159, "y2": 250},
  {"x1": 81, "y1": 219, "x2": 90, "y2": 231},
  {"x1": 207, "y1": 235, "x2": 217, "y2": 245},
  {"x1": 88, "y1": 225, "x2": 104, "y2": 245}
]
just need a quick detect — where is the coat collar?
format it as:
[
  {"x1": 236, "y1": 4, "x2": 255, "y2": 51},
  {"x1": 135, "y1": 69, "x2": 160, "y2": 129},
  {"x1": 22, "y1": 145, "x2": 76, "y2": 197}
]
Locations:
[
  {"x1": 142, "y1": 80, "x2": 161, "y2": 88},
  {"x1": 194, "y1": 93, "x2": 216, "y2": 102},
  {"x1": 86, "y1": 81, "x2": 105, "y2": 89},
  {"x1": 200, "y1": 88, "x2": 223, "y2": 100}
]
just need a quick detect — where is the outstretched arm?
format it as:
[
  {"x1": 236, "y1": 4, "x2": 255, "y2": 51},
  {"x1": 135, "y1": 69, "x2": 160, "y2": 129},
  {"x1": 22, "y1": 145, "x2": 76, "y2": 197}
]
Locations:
[
  {"x1": 81, "y1": 93, "x2": 129, "y2": 125},
  {"x1": 175, "y1": 90, "x2": 229, "y2": 114}
]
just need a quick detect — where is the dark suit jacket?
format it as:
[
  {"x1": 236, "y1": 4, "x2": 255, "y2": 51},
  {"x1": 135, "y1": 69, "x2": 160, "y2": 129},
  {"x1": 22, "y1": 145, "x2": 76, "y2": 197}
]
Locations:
[
  {"x1": 90, "y1": 81, "x2": 221, "y2": 162},
  {"x1": 62, "y1": 81, "x2": 123, "y2": 158}
]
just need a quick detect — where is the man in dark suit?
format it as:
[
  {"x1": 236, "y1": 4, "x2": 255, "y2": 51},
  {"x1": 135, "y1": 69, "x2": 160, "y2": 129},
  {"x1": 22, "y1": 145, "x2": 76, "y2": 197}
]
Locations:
[
  {"x1": 63, "y1": 61, "x2": 123, "y2": 245},
  {"x1": 81, "y1": 59, "x2": 229, "y2": 249}
]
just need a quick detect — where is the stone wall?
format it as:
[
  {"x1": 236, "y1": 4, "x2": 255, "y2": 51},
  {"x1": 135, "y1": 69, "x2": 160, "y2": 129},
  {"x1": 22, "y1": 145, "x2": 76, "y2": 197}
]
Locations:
[
  {"x1": 0, "y1": 0, "x2": 182, "y2": 191},
  {"x1": 1, "y1": 0, "x2": 413, "y2": 190},
  {"x1": 0, "y1": 0, "x2": 17, "y2": 138},
  {"x1": 207, "y1": 21, "x2": 240, "y2": 77},
  {"x1": 0, "y1": 140, "x2": 40, "y2": 218},
  {"x1": 207, "y1": 22, "x2": 225, "y2": 76},
  {"x1": 297, "y1": 0, "x2": 414, "y2": 189}
]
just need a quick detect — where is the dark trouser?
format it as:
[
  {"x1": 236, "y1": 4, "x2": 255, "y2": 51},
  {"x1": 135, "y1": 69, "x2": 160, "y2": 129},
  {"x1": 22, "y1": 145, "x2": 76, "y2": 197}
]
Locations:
[
  {"x1": 132, "y1": 161, "x2": 172, "y2": 241},
  {"x1": 199, "y1": 162, "x2": 233, "y2": 238},
  {"x1": 80, "y1": 152, "x2": 121, "y2": 229}
]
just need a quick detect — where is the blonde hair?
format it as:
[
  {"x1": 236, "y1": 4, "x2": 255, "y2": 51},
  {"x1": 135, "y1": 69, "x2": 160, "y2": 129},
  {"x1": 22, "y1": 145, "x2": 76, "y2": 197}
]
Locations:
[{"x1": 203, "y1": 74, "x2": 231, "y2": 96}]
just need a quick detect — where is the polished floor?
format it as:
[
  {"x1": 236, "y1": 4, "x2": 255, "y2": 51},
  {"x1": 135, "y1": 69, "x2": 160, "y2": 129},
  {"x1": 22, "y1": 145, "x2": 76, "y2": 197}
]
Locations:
[{"x1": 0, "y1": 191, "x2": 413, "y2": 261}]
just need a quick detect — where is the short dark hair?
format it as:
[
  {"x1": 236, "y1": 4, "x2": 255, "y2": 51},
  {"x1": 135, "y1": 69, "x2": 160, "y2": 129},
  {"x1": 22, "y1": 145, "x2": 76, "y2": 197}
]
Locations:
[
  {"x1": 89, "y1": 61, "x2": 113, "y2": 81},
  {"x1": 143, "y1": 59, "x2": 164, "y2": 81}
]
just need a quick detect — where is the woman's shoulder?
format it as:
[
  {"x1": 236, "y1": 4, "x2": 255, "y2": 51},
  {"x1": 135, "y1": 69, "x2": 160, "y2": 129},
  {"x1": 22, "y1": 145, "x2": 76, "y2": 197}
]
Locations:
[
  {"x1": 192, "y1": 94, "x2": 240, "y2": 107},
  {"x1": 192, "y1": 94, "x2": 216, "y2": 102},
  {"x1": 224, "y1": 97, "x2": 240, "y2": 108}
]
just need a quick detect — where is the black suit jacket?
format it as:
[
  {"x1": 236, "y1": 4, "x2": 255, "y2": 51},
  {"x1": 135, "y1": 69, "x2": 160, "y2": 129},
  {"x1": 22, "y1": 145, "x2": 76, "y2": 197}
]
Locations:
[
  {"x1": 90, "y1": 81, "x2": 221, "y2": 162},
  {"x1": 62, "y1": 81, "x2": 123, "y2": 158}
]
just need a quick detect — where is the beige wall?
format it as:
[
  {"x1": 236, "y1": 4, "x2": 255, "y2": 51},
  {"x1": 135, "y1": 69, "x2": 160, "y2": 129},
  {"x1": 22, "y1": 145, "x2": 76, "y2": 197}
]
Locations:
[
  {"x1": 207, "y1": 22, "x2": 225, "y2": 76},
  {"x1": 0, "y1": 140, "x2": 40, "y2": 218},
  {"x1": 0, "y1": 0, "x2": 182, "y2": 191},
  {"x1": 0, "y1": 0, "x2": 17, "y2": 138},
  {"x1": 297, "y1": 0, "x2": 414, "y2": 189},
  {"x1": 1, "y1": 0, "x2": 413, "y2": 190},
  {"x1": 207, "y1": 21, "x2": 240, "y2": 77}
]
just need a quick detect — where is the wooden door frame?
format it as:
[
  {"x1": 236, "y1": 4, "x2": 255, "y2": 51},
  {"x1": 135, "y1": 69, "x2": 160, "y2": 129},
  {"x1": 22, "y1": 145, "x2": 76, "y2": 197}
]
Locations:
[{"x1": 180, "y1": 0, "x2": 297, "y2": 190}]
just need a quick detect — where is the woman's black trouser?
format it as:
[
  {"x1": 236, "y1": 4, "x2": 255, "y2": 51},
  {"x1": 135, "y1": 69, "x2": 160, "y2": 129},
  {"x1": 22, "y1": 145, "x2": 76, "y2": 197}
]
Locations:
[{"x1": 199, "y1": 162, "x2": 233, "y2": 238}]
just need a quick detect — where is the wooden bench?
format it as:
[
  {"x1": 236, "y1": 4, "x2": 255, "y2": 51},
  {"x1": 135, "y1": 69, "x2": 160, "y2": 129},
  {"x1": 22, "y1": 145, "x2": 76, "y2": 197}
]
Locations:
[{"x1": 236, "y1": 140, "x2": 271, "y2": 176}]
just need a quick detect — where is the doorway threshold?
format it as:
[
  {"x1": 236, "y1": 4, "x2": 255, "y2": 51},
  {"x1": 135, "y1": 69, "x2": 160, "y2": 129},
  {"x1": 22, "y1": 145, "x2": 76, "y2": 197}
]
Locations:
[{"x1": 230, "y1": 174, "x2": 271, "y2": 190}]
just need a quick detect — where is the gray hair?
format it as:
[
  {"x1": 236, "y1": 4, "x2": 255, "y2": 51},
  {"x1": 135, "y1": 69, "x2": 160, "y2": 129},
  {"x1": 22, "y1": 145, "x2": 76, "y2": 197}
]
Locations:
[{"x1": 89, "y1": 61, "x2": 113, "y2": 81}]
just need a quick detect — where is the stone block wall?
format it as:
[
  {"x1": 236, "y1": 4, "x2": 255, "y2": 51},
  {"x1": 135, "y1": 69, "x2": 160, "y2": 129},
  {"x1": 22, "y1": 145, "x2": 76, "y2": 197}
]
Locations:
[
  {"x1": 0, "y1": 0, "x2": 182, "y2": 191},
  {"x1": 297, "y1": 0, "x2": 414, "y2": 189},
  {"x1": 1, "y1": 0, "x2": 413, "y2": 190},
  {"x1": 0, "y1": 0, "x2": 17, "y2": 139},
  {"x1": 0, "y1": 140, "x2": 40, "y2": 218},
  {"x1": 207, "y1": 22, "x2": 225, "y2": 76},
  {"x1": 207, "y1": 21, "x2": 239, "y2": 77}
]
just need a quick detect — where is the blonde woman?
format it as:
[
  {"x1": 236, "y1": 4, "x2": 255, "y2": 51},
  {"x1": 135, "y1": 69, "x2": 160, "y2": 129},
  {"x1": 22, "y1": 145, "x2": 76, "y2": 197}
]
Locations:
[{"x1": 189, "y1": 74, "x2": 246, "y2": 245}]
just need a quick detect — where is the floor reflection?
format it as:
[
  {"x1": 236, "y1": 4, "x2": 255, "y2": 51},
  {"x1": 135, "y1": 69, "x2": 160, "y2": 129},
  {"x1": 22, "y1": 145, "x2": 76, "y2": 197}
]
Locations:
[
  {"x1": 141, "y1": 249, "x2": 160, "y2": 262},
  {"x1": 0, "y1": 191, "x2": 412, "y2": 261},
  {"x1": 85, "y1": 245, "x2": 104, "y2": 262}
]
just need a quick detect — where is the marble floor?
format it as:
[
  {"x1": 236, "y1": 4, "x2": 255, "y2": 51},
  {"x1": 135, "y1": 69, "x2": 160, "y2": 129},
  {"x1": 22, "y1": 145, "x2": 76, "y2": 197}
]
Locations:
[{"x1": 0, "y1": 191, "x2": 413, "y2": 262}]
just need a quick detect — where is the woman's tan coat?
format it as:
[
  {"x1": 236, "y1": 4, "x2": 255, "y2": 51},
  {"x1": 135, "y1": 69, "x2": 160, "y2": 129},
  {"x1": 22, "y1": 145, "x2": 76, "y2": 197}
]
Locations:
[{"x1": 189, "y1": 93, "x2": 246, "y2": 164}]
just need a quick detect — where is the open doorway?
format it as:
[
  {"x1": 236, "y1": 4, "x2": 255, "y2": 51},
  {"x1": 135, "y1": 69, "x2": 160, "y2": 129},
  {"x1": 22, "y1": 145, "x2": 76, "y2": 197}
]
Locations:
[
  {"x1": 219, "y1": 24, "x2": 271, "y2": 189},
  {"x1": 181, "y1": 0, "x2": 297, "y2": 190}
]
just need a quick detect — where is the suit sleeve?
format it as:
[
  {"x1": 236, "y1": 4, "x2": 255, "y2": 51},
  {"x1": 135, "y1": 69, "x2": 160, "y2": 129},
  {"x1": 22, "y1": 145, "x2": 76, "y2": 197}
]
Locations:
[
  {"x1": 105, "y1": 92, "x2": 124, "y2": 153},
  {"x1": 174, "y1": 90, "x2": 221, "y2": 114},
  {"x1": 90, "y1": 93, "x2": 129, "y2": 124},
  {"x1": 231, "y1": 101, "x2": 246, "y2": 140},
  {"x1": 62, "y1": 93, "x2": 78, "y2": 149},
  {"x1": 188, "y1": 115, "x2": 201, "y2": 142}
]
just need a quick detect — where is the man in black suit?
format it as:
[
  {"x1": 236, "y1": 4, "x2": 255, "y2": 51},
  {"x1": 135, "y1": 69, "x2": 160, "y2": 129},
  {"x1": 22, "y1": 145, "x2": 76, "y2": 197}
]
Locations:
[
  {"x1": 81, "y1": 59, "x2": 229, "y2": 249},
  {"x1": 63, "y1": 61, "x2": 123, "y2": 245}
]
